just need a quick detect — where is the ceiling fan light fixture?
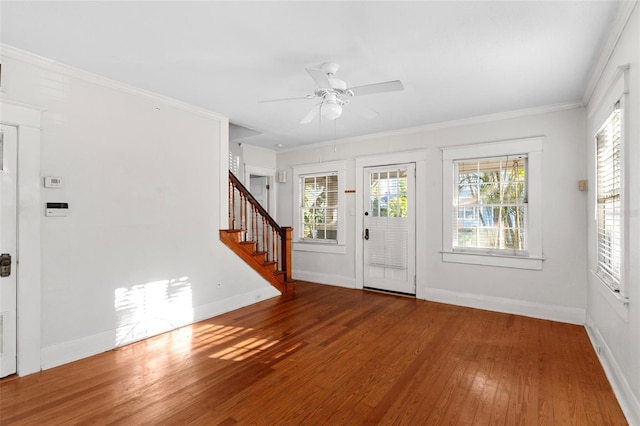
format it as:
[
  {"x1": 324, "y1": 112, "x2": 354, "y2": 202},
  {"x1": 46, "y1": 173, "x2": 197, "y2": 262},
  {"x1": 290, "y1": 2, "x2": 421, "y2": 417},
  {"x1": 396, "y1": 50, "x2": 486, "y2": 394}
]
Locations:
[{"x1": 322, "y1": 102, "x2": 342, "y2": 120}]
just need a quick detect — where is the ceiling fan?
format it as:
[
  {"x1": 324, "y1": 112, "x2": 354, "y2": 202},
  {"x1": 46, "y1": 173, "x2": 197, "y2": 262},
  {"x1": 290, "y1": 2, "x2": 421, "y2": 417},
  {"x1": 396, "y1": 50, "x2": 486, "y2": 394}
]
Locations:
[{"x1": 259, "y1": 62, "x2": 404, "y2": 123}]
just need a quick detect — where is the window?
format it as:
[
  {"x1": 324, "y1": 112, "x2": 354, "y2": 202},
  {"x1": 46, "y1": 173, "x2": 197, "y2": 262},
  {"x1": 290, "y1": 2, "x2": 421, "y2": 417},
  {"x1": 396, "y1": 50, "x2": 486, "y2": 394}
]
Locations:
[
  {"x1": 442, "y1": 137, "x2": 543, "y2": 270},
  {"x1": 369, "y1": 169, "x2": 408, "y2": 218},
  {"x1": 454, "y1": 156, "x2": 528, "y2": 253},
  {"x1": 292, "y1": 161, "x2": 346, "y2": 254},
  {"x1": 301, "y1": 174, "x2": 338, "y2": 241},
  {"x1": 595, "y1": 106, "x2": 622, "y2": 291}
]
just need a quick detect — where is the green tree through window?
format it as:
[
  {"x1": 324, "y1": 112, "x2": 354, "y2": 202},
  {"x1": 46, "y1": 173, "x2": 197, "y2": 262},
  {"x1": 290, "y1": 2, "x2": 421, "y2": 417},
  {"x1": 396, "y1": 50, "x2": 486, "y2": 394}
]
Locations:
[{"x1": 455, "y1": 156, "x2": 527, "y2": 251}]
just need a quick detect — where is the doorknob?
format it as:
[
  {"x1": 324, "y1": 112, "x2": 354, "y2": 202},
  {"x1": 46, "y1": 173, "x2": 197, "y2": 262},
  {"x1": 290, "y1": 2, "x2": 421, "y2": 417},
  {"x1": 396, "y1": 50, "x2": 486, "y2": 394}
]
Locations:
[
  {"x1": 364, "y1": 229, "x2": 369, "y2": 240},
  {"x1": 0, "y1": 253, "x2": 11, "y2": 277}
]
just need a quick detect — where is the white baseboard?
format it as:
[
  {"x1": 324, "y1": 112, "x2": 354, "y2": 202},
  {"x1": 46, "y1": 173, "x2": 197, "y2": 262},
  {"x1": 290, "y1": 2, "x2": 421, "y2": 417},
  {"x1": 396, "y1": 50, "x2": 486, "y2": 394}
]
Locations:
[
  {"x1": 191, "y1": 287, "x2": 280, "y2": 323},
  {"x1": 292, "y1": 270, "x2": 356, "y2": 289},
  {"x1": 423, "y1": 287, "x2": 586, "y2": 325},
  {"x1": 40, "y1": 287, "x2": 280, "y2": 370},
  {"x1": 585, "y1": 314, "x2": 640, "y2": 426}
]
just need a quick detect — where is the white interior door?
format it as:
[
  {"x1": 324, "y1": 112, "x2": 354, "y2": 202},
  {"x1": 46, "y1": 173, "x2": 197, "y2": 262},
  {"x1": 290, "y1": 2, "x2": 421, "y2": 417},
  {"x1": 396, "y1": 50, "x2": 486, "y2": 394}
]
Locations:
[
  {"x1": 363, "y1": 163, "x2": 416, "y2": 295},
  {"x1": 249, "y1": 175, "x2": 269, "y2": 211},
  {"x1": 0, "y1": 124, "x2": 18, "y2": 377}
]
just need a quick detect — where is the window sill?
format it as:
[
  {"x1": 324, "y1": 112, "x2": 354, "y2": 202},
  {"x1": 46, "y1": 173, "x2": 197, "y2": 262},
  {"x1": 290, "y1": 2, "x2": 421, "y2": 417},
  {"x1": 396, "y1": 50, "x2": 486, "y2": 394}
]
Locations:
[
  {"x1": 592, "y1": 270, "x2": 629, "y2": 322},
  {"x1": 441, "y1": 250, "x2": 544, "y2": 270},
  {"x1": 293, "y1": 241, "x2": 346, "y2": 254}
]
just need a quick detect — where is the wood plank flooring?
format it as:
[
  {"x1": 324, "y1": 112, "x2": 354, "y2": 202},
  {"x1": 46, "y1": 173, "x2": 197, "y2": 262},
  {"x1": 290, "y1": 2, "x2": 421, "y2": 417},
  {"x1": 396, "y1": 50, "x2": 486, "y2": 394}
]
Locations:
[{"x1": 0, "y1": 282, "x2": 627, "y2": 425}]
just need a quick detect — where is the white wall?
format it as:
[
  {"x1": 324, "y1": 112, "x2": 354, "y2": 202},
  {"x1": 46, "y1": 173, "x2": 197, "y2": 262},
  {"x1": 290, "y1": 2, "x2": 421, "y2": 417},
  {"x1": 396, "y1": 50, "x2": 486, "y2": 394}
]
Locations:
[
  {"x1": 277, "y1": 105, "x2": 588, "y2": 324},
  {"x1": 0, "y1": 47, "x2": 278, "y2": 371},
  {"x1": 585, "y1": 4, "x2": 640, "y2": 424},
  {"x1": 242, "y1": 144, "x2": 276, "y2": 172}
]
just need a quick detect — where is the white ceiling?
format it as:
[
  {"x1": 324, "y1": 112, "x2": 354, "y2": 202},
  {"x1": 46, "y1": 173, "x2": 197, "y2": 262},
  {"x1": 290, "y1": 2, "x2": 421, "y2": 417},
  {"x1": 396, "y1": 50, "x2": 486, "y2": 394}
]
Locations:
[{"x1": 0, "y1": 1, "x2": 621, "y2": 149}]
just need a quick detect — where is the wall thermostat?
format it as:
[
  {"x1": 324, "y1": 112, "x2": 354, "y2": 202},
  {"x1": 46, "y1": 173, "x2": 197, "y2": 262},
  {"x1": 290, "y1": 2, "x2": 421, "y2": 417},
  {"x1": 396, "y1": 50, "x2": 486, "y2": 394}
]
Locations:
[{"x1": 44, "y1": 176, "x2": 63, "y2": 188}]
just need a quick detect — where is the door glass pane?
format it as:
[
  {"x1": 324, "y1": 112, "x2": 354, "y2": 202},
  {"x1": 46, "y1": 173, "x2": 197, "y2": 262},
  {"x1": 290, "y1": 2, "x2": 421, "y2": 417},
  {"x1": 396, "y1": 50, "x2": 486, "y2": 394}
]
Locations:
[
  {"x1": 370, "y1": 172, "x2": 380, "y2": 217},
  {"x1": 369, "y1": 169, "x2": 408, "y2": 219}
]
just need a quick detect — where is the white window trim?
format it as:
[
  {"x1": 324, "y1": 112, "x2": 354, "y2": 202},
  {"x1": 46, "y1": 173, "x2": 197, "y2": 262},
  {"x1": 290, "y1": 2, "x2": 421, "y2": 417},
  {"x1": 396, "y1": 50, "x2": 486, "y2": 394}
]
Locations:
[
  {"x1": 590, "y1": 65, "x2": 630, "y2": 301},
  {"x1": 292, "y1": 160, "x2": 346, "y2": 254},
  {"x1": 441, "y1": 137, "x2": 544, "y2": 270},
  {"x1": 594, "y1": 107, "x2": 622, "y2": 292}
]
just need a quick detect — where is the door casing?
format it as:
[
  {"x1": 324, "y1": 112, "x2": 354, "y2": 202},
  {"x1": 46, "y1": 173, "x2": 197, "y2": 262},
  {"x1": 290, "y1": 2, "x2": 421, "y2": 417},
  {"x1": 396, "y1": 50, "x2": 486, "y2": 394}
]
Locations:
[
  {"x1": 244, "y1": 165, "x2": 276, "y2": 219},
  {"x1": 0, "y1": 100, "x2": 42, "y2": 376},
  {"x1": 355, "y1": 150, "x2": 428, "y2": 299},
  {"x1": 362, "y1": 163, "x2": 416, "y2": 295},
  {"x1": 0, "y1": 124, "x2": 18, "y2": 377}
]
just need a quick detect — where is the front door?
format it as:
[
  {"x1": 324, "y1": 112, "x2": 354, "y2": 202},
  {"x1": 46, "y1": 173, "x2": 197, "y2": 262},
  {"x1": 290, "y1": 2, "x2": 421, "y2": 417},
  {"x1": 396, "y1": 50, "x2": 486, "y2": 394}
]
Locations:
[
  {"x1": 0, "y1": 124, "x2": 18, "y2": 377},
  {"x1": 363, "y1": 163, "x2": 416, "y2": 295}
]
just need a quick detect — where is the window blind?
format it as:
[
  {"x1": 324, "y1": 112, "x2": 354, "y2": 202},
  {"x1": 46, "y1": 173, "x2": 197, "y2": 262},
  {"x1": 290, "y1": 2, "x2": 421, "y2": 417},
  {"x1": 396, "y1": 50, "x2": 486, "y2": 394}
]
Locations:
[
  {"x1": 300, "y1": 173, "x2": 338, "y2": 241},
  {"x1": 596, "y1": 107, "x2": 622, "y2": 290}
]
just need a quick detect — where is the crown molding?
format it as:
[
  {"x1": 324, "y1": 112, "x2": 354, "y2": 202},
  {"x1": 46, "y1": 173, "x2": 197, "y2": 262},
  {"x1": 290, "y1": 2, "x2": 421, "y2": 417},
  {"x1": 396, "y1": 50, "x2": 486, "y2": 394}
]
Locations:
[
  {"x1": 0, "y1": 44, "x2": 227, "y2": 122},
  {"x1": 277, "y1": 101, "x2": 582, "y2": 154},
  {"x1": 582, "y1": 0, "x2": 638, "y2": 105}
]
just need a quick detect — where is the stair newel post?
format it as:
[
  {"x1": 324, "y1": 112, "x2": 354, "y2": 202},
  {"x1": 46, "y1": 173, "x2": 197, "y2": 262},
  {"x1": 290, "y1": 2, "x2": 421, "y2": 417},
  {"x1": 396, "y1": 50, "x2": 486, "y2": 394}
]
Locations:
[{"x1": 282, "y1": 227, "x2": 292, "y2": 282}]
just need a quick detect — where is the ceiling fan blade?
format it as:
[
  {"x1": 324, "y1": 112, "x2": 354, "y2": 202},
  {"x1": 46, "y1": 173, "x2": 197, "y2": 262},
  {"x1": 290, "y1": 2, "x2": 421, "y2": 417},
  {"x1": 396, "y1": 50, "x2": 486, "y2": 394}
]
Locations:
[
  {"x1": 348, "y1": 80, "x2": 404, "y2": 96},
  {"x1": 306, "y1": 67, "x2": 332, "y2": 89},
  {"x1": 300, "y1": 104, "x2": 321, "y2": 124},
  {"x1": 258, "y1": 95, "x2": 314, "y2": 103}
]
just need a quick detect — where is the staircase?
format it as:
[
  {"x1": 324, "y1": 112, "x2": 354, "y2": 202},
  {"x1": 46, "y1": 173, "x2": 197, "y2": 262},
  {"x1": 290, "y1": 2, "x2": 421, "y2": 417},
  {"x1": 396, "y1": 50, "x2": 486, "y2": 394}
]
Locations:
[{"x1": 220, "y1": 171, "x2": 295, "y2": 294}]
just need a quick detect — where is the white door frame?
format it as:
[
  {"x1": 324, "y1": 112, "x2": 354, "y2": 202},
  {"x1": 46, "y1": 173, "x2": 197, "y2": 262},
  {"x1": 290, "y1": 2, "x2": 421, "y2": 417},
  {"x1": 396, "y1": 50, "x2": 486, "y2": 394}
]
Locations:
[
  {"x1": 244, "y1": 165, "x2": 277, "y2": 219},
  {"x1": 362, "y1": 163, "x2": 416, "y2": 295},
  {"x1": 355, "y1": 150, "x2": 427, "y2": 299},
  {"x1": 0, "y1": 100, "x2": 42, "y2": 376}
]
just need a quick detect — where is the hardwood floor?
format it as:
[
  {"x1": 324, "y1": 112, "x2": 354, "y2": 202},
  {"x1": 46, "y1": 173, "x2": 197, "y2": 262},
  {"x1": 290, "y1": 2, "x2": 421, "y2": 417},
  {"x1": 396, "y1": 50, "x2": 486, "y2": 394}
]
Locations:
[{"x1": 1, "y1": 282, "x2": 627, "y2": 425}]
